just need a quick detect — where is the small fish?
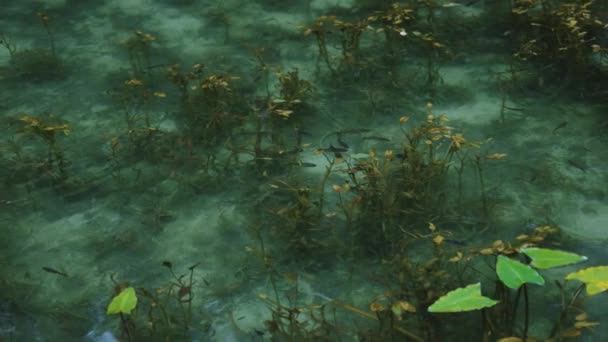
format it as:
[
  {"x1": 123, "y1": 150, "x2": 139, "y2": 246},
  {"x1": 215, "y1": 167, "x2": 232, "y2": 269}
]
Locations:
[
  {"x1": 567, "y1": 159, "x2": 586, "y2": 173},
  {"x1": 552, "y1": 121, "x2": 568, "y2": 134},
  {"x1": 445, "y1": 238, "x2": 466, "y2": 246},
  {"x1": 297, "y1": 162, "x2": 317, "y2": 167},
  {"x1": 280, "y1": 147, "x2": 303, "y2": 155},
  {"x1": 337, "y1": 134, "x2": 349, "y2": 149},
  {"x1": 362, "y1": 136, "x2": 391, "y2": 142},
  {"x1": 338, "y1": 128, "x2": 371, "y2": 135},
  {"x1": 42, "y1": 266, "x2": 68, "y2": 277},
  {"x1": 319, "y1": 145, "x2": 348, "y2": 153}
]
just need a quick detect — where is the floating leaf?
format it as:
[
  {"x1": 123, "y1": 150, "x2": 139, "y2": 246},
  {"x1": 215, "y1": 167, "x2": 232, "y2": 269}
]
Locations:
[
  {"x1": 496, "y1": 255, "x2": 545, "y2": 289},
  {"x1": 521, "y1": 247, "x2": 587, "y2": 269},
  {"x1": 107, "y1": 287, "x2": 138, "y2": 315},
  {"x1": 428, "y1": 283, "x2": 498, "y2": 313},
  {"x1": 566, "y1": 266, "x2": 608, "y2": 296}
]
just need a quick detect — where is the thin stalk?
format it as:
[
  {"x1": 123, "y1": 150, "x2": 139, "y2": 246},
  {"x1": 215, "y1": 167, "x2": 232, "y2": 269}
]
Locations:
[
  {"x1": 119, "y1": 313, "x2": 133, "y2": 342},
  {"x1": 317, "y1": 156, "x2": 335, "y2": 219},
  {"x1": 475, "y1": 156, "x2": 488, "y2": 216},
  {"x1": 256, "y1": 227, "x2": 280, "y2": 306},
  {"x1": 523, "y1": 284, "x2": 529, "y2": 341}
]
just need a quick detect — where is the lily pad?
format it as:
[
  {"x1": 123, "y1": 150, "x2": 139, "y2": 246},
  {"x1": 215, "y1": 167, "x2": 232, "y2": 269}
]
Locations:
[
  {"x1": 428, "y1": 283, "x2": 498, "y2": 313},
  {"x1": 496, "y1": 255, "x2": 545, "y2": 289},
  {"x1": 521, "y1": 247, "x2": 587, "y2": 269},
  {"x1": 107, "y1": 287, "x2": 138, "y2": 315},
  {"x1": 566, "y1": 266, "x2": 608, "y2": 296}
]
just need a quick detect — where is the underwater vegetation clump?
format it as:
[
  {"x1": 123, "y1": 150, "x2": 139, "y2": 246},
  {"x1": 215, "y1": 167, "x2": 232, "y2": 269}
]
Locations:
[
  {"x1": 326, "y1": 104, "x2": 491, "y2": 255},
  {"x1": 505, "y1": 0, "x2": 608, "y2": 94},
  {"x1": 0, "y1": 0, "x2": 606, "y2": 341},
  {"x1": 106, "y1": 262, "x2": 203, "y2": 342},
  {"x1": 14, "y1": 113, "x2": 71, "y2": 182},
  {"x1": 0, "y1": 12, "x2": 64, "y2": 81}
]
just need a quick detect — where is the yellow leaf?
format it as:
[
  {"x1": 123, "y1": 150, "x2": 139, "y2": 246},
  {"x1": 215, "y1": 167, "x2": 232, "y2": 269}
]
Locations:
[
  {"x1": 566, "y1": 266, "x2": 608, "y2": 296},
  {"x1": 492, "y1": 240, "x2": 505, "y2": 252},
  {"x1": 485, "y1": 153, "x2": 507, "y2": 160},
  {"x1": 433, "y1": 235, "x2": 444, "y2": 245},
  {"x1": 560, "y1": 328, "x2": 581, "y2": 337},
  {"x1": 325, "y1": 211, "x2": 339, "y2": 217},
  {"x1": 574, "y1": 321, "x2": 599, "y2": 329},
  {"x1": 497, "y1": 337, "x2": 523, "y2": 342},
  {"x1": 575, "y1": 313, "x2": 588, "y2": 321},
  {"x1": 395, "y1": 300, "x2": 416, "y2": 313},
  {"x1": 370, "y1": 302, "x2": 386, "y2": 312},
  {"x1": 125, "y1": 79, "x2": 143, "y2": 86},
  {"x1": 449, "y1": 252, "x2": 463, "y2": 262},
  {"x1": 479, "y1": 248, "x2": 494, "y2": 255}
]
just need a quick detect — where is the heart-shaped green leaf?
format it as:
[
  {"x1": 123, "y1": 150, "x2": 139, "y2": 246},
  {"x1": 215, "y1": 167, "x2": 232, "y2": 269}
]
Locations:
[
  {"x1": 107, "y1": 287, "x2": 138, "y2": 315},
  {"x1": 496, "y1": 255, "x2": 545, "y2": 289},
  {"x1": 566, "y1": 266, "x2": 608, "y2": 296},
  {"x1": 521, "y1": 247, "x2": 587, "y2": 269},
  {"x1": 428, "y1": 283, "x2": 498, "y2": 313}
]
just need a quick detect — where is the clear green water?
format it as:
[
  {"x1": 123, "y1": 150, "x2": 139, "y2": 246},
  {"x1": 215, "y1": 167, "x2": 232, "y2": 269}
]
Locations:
[{"x1": 1, "y1": 0, "x2": 607, "y2": 341}]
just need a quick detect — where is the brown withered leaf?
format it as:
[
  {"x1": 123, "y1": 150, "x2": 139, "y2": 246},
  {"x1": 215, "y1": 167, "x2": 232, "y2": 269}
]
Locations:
[
  {"x1": 493, "y1": 240, "x2": 505, "y2": 252},
  {"x1": 370, "y1": 302, "x2": 386, "y2": 312}
]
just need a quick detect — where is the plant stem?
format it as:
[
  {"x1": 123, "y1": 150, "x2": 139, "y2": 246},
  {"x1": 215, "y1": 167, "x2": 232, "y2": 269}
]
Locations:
[
  {"x1": 523, "y1": 284, "x2": 529, "y2": 341},
  {"x1": 119, "y1": 312, "x2": 133, "y2": 342}
]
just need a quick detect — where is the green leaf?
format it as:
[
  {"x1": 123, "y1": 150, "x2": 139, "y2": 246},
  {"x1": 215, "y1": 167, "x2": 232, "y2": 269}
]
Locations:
[
  {"x1": 428, "y1": 283, "x2": 498, "y2": 313},
  {"x1": 521, "y1": 247, "x2": 587, "y2": 269},
  {"x1": 496, "y1": 255, "x2": 545, "y2": 289},
  {"x1": 107, "y1": 287, "x2": 138, "y2": 315},
  {"x1": 566, "y1": 266, "x2": 608, "y2": 296}
]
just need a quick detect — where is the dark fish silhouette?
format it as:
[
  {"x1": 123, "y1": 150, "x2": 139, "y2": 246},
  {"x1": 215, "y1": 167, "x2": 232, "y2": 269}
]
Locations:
[
  {"x1": 319, "y1": 145, "x2": 348, "y2": 153},
  {"x1": 552, "y1": 121, "x2": 568, "y2": 134},
  {"x1": 362, "y1": 136, "x2": 391, "y2": 142},
  {"x1": 42, "y1": 266, "x2": 68, "y2": 277}
]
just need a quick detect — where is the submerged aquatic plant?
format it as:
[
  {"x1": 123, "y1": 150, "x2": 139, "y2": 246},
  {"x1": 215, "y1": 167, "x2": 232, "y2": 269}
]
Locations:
[
  {"x1": 328, "y1": 105, "x2": 482, "y2": 255},
  {"x1": 512, "y1": 0, "x2": 608, "y2": 85},
  {"x1": 106, "y1": 262, "x2": 203, "y2": 341},
  {"x1": 121, "y1": 30, "x2": 157, "y2": 76},
  {"x1": 1, "y1": 13, "x2": 64, "y2": 81},
  {"x1": 17, "y1": 114, "x2": 71, "y2": 180},
  {"x1": 422, "y1": 225, "x2": 604, "y2": 341}
]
